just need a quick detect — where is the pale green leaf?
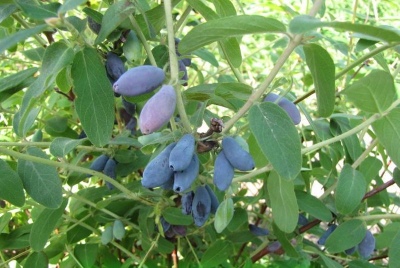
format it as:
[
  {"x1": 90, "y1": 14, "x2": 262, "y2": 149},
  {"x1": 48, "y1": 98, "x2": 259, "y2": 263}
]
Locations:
[
  {"x1": 296, "y1": 191, "x2": 332, "y2": 222},
  {"x1": 23, "y1": 252, "x2": 48, "y2": 268},
  {"x1": 303, "y1": 43, "x2": 335, "y2": 117},
  {"x1": 74, "y1": 244, "x2": 98, "y2": 268},
  {"x1": 58, "y1": 0, "x2": 86, "y2": 13},
  {"x1": 214, "y1": 198, "x2": 234, "y2": 233},
  {"x1": 335, "y1": 164, "x2": 366, "y2": 215},
  {"x1": 71, "y1": 47, "x2": 115, "y2": 147},
  {"x1": 95, "y1": 0, "x2": 135, "y2": 44},
  {"x1": 289, "y1": 15, "x2": 400, "y2": 43},
  {"x1": 325, "y1": 219, "x2": 366, "y2": 253},
  {"x1": 17, "y1": 147, "x2": 63, "y2": 208},
  {"x1": 162, "y1": 207, "x2": 193, "y2": 226},
  {"x1": 179, "y1": 15, "x2": 285, "y2": 54},
  {"x1": 0, "y1": 159, "x2": 25, "y2": 207},
  {"x1": 201, "y1": 240, "x2": 234, "y2": 267},
  {"x1": 249, "y1": 102, "x2": 301, "y2": 180},
  {"x1": 0, "y1": 67, "x2": 37, "y2": 93},
  {"x1": 49, "y1": 137, "x2": 85, "y2": 157},
  {"x1": 372, "y1": 108, "x2": 400, "y2": 168},
  {"x1": 343, "y1": 70, "x2": 396, "y2": 114},
  {"x1": 30, "y1": 199, "x2": 67, "y2": 251},
  {"x1": 0, "y1": 24, "x2": 48, "y2": 55},
  {"x1": 267, "y1": 171, "x2": 298, "y2": 233},
  {"x1": 389, "y1": 229, "x2": 400, "y2": 268}
]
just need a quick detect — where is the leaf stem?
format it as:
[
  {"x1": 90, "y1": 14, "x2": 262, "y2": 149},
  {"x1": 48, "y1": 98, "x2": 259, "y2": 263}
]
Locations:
[
  {"x1": 164, "y1": 0, "x2": 192, "y2": 133},
  {"x1": 139, "y1": 233, "x2": 160, "y2": 268},
  {"x1": 222, "y1": 0, "x2": 325, "y2": 133},
  {"x1": 0, "y1": 147, "x2": 152, "y2": 205},
  {"x1": 349, "y1": 213, "x2": 400, "y2": 221},
  {"x1": 232, "y1": 165, "x2": 272, "y2": 183},
  {"x1": 128, "y1": 15, "x2": 157, "y2": 67},
  {"x1": 0, "y1": 142, "x2": 109, "y2": 152}
]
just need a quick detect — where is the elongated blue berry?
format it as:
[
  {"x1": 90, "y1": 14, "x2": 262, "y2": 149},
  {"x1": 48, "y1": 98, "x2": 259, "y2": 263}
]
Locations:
[
  {"x1": 318, "y1": 224, "x2": 337, "y2": 245},
  {"x1": 106, "y1": 52, "x2": 126, "y2": 81},
  {"x1": 181, "y1": 191, "x2": 194, "y2": 215},
  {"x1": 264, "y1": 93, "x2": 301, "y2": 125},
  {"x1": 249, "y1": 224, "x2": 269, "y2": 236},
  {"x1": 139, "y1": 85, "x2": 176, "y2": 134},
  {"x1": 113, "y1": 65, "x2": 165, "y2": 96},
  {"x1": 88, "y1": 154, "x2": 109, "y2": 177},
  {"x1": 169, "y1": 134, "x2": 196, "y2": 171},
  {"x1": 103, "y1": 158, "x2": 117, "y2": 190},
  {"x1": 222, "y1": 137, "x2": 254, "y2": 171},
  {"x1": 142, "y1": 143, "x2": 176, "y2": 188},
  {"x1": 358, "y1": 230, "x2": 375, "y2": 259},
  {"x1": 173, "y1": 154, "x2": 199, "y2": 193},
  {"x1": 192, "y1": 186, "x2": 211, "y2": 227},
  {"x1": 205, "y1": 185, "x2": 219, "y2": 214},
  {"x1": 213, "y1": 151, "x2": 234, "y2": 191}
]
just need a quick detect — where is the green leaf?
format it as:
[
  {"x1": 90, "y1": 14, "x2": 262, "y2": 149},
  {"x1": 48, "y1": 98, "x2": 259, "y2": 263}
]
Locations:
[
  {"x1": 335, "y1": 164, "x2": 366, "y2": 215},
  {"x1": 17, "y1": 147, "x2": 63, "y2": 208},
  {"x1": 214, "y1": 198, "x2": 234, "y2": 233},
  {"x1": 343, "y1": 70, "x2": 397, "y2": 114},
  {"x1": 193, "y1": 48, "x2": 219, "y2": 67},
  {"x1": 372, "y1": 108, "x2": 400, "y2": 168},
  {"x1": 325, "y1": 219, "x2": 366, "y2": 253},
  {"x1": 359, "y1": 157, "x2": 382, "y2": 185},
  {"x1": 201, "y1": 239, "x2": 234, "y2": 267},
  {"x1": 23, "y1": 251, "x2": 48, "y2": 268},
  {"x1": 58, "y1": 0, "x2": 86, "y2": 14},
  {"x1": 0, "y1": 67, "x2": 37, "y2": 93},
  {"x1": 179, "y1": 15, "x2": 286, "y2": 54},
  {"x1": 95, "y1": 0, "x2": 135, "y2": 44},
  {"x1": 0, "y1": 212, "x2": 12, "y2": 233},
  {"x1": 162, "y1": 207, "x2": 193, "y2": 226},
  {"x1": 389, "y1": 229, "x2": 400, "y2": 268},
  {"x1": 267, "y1": 171, "x2": 298, "y2": 233},
  {"x1": 0, "y1": 159, "x2": 25, "y2": 207},
  {"x1": 49, "y1": 137, "x2": 85, "y2": 157},
  {"x1": 18, "y1": 42, "x2": 74, "y2": 136},
  {"x1": 0, "y1": 24, "x2": 47, "y2": 55},
  {"x1": 0, "y1": 4, "x2": 17, "y2": 24},
  {"x1": 29, "y1": 199, "x2": 67, "y2": 251},
  {"x1": 14, "y1": 0, "x2": 59, "y2": 20},
  {"x1": 303, "y1": 43, "x2": 335, "y2": 117},
  {"x1": 272, "y1": 222, "x2": 299, "y2": 258},
  {"x1": 249, "y1": 102, "x2": 301, "y2": 180},
  {"x1": 220, "y1": 37, "x2": 242, "y2": 68},
  {"x1": 71, "y1": 47, "x2": 115, "y2": 147},
  {"x1": 289, "y1": 15, "x2": 400, "y2": 43},
  {"x1": 74, "y1": 244, "x2": 98, "y2": 268},
  {"x1": 295, "y1": 191, "x2": 332, "y2": 222}
]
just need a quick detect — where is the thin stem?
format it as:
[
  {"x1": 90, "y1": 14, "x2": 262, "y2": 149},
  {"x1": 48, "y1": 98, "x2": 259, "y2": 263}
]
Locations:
[
  {"x1": 294, "y1": 43, "x2": 395, "y2": 104},
  {"x1": 164, "y1": 0, "x2": 192, "y2": 133},
  {"x1": 175, "y1": 5, "x2": 192, "y2": 33},
  {"x1": 139, "y1": 233, "x2": 160, "y2": 268},
  {"x1": 12, "y1": 14, "x2": 47, "y2": 47},
  {"x1": 0, "y1": 147, "x2": 152, "y2": 205},
  {"x1": 301, "y1": 113, "x2": 381, "y2": 155},
  {"x1": 349, "y1": 213, "x2": 400, "y2": 221},
  {"x1": 232, "y1": 165, "x2": 272, "y2": 183},
  {"x1": 222, "y1": 0, "x2": 324, "y2": 133},
  {"x1": 0, "y1": 142, "x2": 110, "y2": 152},
  {"x1": 351, "y1": 138, "x2": 378, "y2": 169},
  {"x1": 129, "y1": 15, "x2": 157, "y2": 67},
  {"x1": 185, "y1": 236, "x2": 201, "y2": 266}
]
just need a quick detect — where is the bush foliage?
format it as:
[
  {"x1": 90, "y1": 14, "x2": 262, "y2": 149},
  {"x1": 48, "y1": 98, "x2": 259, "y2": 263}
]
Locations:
[{"x1": 1, "y1": 0, "x2": 400, "y2": 267}]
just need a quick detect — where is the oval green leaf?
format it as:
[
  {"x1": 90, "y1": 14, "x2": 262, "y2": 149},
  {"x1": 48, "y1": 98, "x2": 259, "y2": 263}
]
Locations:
[
  {"x1": 23, "y1": 251, "x2": 48, "y2": 268},
  {"x1": 162, "y1": 207, "x2": 193, "y2": 226},
  {"x1": 179, "y1": 15, "x2": 285, "y2": 54},
  {"x1": 303, "y1": 43, "x2": 335, "y2": 117},
  {"x1": 201, "y1": 239, "x2": 234, "y2": 267},
  {"x1": 267, "y1": 171, "x2": 298, "y2": 233},
  {"x1": 71, "y1": 47, "x2": 115, "y2": 147},
  {"x1": 389, "y1": 229, "x2": 400, "y2": 268},
  {"x1": 343, "y1": 70, "x2": 396, "y2": 114},
  {"x1": 49, "y1": 137, "x2": 85, "y2": 157},
  {"x1": 325, "y1": 219, "x2": 366, "y2": 253},
  {"x1": 30, "y1": 199, "x2": 67, "y2": 251},
  {"x1": 249, "y1": 102, "x2": 301, "y2": 180},
  {"x1": 372, "y1": 108, "x2": 400, "y2": 168},
  {"x1": 296, "y1": 191, "x2": 332, "y2": 222},
  {"x1": 335, "y1": 164, "x2": 367, "y2": 215},
  {"x1": 214, "y1": 198, "x2": 234, "y2": 233},
  {"x1": 17, "y1": 147, "x2": 63, "y2": 208},
  {"x1": 0, "y1": 159, "x2": 25, "y2": 207},
  {"x1": 74, "y1": 244, "x2": 98, "y2": 268}
]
